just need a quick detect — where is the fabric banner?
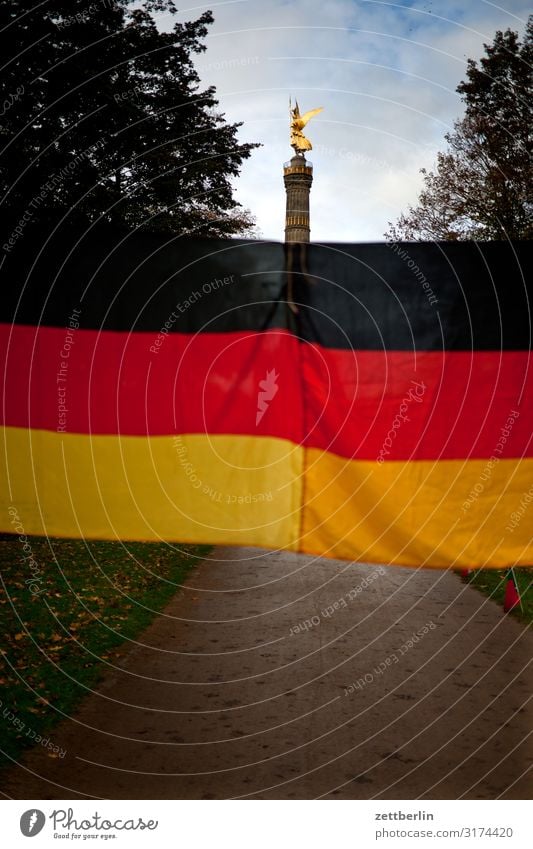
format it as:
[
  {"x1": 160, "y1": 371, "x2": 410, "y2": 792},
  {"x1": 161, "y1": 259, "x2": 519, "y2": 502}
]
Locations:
[{"x1": 1, "y1": 228, "x2": 531, "y2": 568}]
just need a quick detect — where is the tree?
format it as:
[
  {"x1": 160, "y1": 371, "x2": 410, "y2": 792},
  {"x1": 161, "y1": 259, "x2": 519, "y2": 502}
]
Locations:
[
  {"x1": 0, "y1": 1, "x2": 258, "y2": 239},
  {"x1": 386, "y1": 17, "x2": 532, "y2": 241}
]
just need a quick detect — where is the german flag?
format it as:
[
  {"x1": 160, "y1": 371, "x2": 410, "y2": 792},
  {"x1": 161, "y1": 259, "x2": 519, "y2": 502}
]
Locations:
[{"x1": 1, "y1": 227, "x2": 531, "y2": 568}]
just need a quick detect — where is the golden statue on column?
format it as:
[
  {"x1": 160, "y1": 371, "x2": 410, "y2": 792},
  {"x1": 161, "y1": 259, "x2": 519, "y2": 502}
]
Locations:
[{"x1": 289, "y1": 99, "x2": 323, "y2": 154}]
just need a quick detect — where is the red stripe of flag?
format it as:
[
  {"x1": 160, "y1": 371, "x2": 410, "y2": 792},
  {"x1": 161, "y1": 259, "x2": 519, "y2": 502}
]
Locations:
[{"x1": 1, "y1": 323, "x2": 531, "y2": 460}]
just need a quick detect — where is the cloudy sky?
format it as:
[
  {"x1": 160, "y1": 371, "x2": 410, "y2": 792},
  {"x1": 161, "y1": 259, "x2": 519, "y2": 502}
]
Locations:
[{"x1": 167, "y1": 0, "x2": 530, "y2": 241}]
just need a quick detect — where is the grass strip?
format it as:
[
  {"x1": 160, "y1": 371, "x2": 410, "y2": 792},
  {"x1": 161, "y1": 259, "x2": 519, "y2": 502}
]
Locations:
[
  {"x1": 0, "y1": 536, "x2": 210, "y2": 767},
  {"x1": 459, "y1": 567, "x2": 533, "y2": 624}
]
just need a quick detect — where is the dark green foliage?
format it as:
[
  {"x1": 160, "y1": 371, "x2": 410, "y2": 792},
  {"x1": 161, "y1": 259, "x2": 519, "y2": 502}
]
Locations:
[
  {"x1": 0, "y1": 1, "x2": 258, "y2": 238},
  {"x1": 387, "y1": 17, "x2": 532, "y2": 241}
]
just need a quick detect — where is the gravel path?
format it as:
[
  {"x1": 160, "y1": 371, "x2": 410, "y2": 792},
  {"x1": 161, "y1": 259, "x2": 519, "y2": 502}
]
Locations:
[{"x1": 3, "y1": 547, "x2": 532, "y2": 799}]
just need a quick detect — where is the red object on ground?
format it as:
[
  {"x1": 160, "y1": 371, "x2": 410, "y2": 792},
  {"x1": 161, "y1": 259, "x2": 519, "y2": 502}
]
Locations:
[
  {"x1": 503, "y1": 574, "x2": 521, "y2": 613},
  {"x1": 460, "y1": 569, "x2": 471, "y2": 578}
]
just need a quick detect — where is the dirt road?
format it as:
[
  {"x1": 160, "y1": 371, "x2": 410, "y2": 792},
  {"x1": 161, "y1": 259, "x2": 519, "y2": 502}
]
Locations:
[{"x1": 3, "y1": 547, "x2": 531, "y2": 799}]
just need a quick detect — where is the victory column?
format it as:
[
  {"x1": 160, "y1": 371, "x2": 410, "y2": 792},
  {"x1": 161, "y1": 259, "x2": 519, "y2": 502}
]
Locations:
[{"x1": 283, "y1": 100, "x2": 323, "y2": 243}]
